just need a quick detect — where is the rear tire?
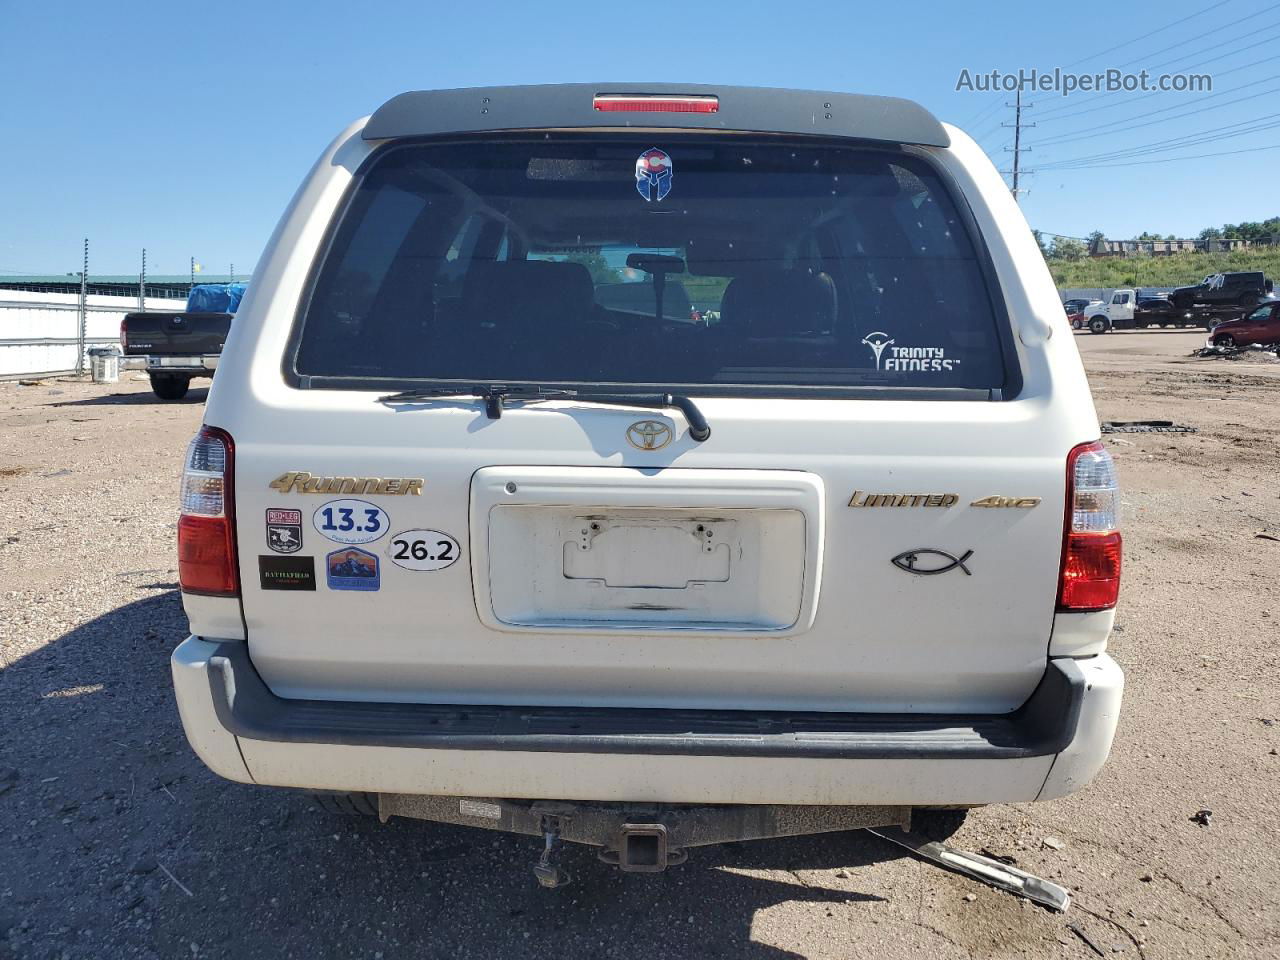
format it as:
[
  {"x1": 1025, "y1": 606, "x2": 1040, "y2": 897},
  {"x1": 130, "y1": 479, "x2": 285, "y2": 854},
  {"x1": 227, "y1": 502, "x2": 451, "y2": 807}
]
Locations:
[
  {"x1": 309, "y1": 791, "x2": 379, "y2": 817},
  {"x1": 910, "y1": 808, "x2": 970, "y2": 842},
  {"x1": 150, "y1": 373, "x2": 190, "y2": 400},
  {"x1": 1088, "y1": 317, "x2": 1108, "y2": 334},
  {"x1": 1239, "y1": 293, "x2": 1257, "y2": 308}
]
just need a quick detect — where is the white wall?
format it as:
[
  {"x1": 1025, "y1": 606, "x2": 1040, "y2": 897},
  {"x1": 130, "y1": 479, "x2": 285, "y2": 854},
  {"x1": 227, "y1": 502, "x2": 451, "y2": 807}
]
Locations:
[{"x1": 0, "y1": 290, "x2": 186, "y2": 379}]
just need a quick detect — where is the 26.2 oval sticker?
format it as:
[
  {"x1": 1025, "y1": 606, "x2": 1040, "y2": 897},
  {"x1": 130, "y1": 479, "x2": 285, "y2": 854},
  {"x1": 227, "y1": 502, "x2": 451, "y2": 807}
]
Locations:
[
  {"x1": 388, "y1": 529, "x2": 460, "y2": 571},
  {"x1": 313, "y1": 499, "x2": 389, "y2": 545}
]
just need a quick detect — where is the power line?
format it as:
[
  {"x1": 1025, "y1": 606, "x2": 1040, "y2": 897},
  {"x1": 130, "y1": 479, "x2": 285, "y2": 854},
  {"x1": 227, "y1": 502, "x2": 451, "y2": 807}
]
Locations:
[
  {"x1": 1035, "y1": 30, "x2": 1280, "y2": 125},
  {"x1": 1037, "y1": 111, "x2": 1280, "y2": 168},
  {"x1": 1035, "y1": 5, "x2": 1280, "y2": 119},
  {"x1": 1031, "y1": 74, "x2": 1280, "y2": 147},
  {"x1": 1073, "y1": 0, "x2": 1235, "y2": 67},
  {"x1": 1032, "y1": 140, "x2": 1280, "y2": 171}
]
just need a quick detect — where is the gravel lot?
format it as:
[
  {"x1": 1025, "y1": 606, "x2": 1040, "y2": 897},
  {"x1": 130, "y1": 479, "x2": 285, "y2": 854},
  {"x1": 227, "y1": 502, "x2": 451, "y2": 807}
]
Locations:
[{"x1": 2, "y1": 334, "x2": 1278, "y2": 960}]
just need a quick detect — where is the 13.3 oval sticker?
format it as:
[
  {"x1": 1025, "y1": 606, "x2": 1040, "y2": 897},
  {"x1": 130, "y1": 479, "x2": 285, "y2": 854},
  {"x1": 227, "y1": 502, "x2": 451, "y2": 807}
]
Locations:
[
  {"x1": 387, "y1": 529, "x2": 460, "y2": 571},
  {"x1": 312, "y1": 499, "x2": 389, "y2": 545}
]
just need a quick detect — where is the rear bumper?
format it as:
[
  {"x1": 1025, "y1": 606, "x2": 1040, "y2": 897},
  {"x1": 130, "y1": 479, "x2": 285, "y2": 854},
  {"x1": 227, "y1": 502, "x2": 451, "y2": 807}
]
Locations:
[
  {"x1": 171, "y1": 637, "x2": 1122, "y2": 805},
  {"x1": 121, "y1": 355, "x2": 219, "y2": 373}
]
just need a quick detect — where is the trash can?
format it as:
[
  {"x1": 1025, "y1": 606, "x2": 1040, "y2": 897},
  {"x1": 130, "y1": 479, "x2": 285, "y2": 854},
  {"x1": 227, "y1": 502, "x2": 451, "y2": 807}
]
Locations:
[{"x1": 88, "y1": 346, "x2": 121, "y2": 384}]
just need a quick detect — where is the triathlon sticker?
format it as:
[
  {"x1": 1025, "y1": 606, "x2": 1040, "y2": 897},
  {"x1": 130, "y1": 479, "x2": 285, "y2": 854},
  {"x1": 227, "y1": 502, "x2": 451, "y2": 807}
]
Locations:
[
  {"x1": 266, "y1": 508, "x2": 303, "y2": 554},
  {"x1": 635, "y1": 148, "x2": 673, "y2": 202},
  {"x1": 326, "y1": 547, "x2": 380, "y2": 592}
]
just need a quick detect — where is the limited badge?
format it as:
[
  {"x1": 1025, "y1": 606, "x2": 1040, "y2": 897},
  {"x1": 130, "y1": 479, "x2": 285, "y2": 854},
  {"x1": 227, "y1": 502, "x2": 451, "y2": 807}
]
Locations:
[
  {"x1": 635, "y1": 148, "x2": 673, "y2": 202},
  {"x1": 326, "y1": 547, "x2": 380, "y2": 592},
  {"x1": 387, "y1": 529, "x2": 460, "y2": 572},
  {"x1": 265, "y1": 508, "x2": 303, "y2": 554},
  {"x1": 314, "y1": 498, "x2": 389, "y2": 544},
  {"x1": 259, "y1": 555, "x2": 316, "y2": 591}
]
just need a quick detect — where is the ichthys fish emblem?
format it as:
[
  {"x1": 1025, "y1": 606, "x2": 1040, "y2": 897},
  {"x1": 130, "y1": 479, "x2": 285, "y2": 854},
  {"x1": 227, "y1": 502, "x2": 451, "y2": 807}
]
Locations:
[{"x1": 890, "y1": 549, "x2": 974, "y2": 576}]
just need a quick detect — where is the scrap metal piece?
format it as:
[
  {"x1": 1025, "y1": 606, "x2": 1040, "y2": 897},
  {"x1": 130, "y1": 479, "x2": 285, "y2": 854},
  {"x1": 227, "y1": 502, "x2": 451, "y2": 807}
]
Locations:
[
  {"x1": 867, "y1": 827, "x2": 1071, "y2": 912},
  {"x1": 1100, "y1": 419, "x2": 1198, "y2": 435}
]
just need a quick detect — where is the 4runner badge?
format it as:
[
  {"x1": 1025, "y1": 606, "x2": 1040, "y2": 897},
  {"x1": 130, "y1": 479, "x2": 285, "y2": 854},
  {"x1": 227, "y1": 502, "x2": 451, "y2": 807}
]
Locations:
[
  {"x1": 269, "y1": 472, "x2": 423, "y2": 496},
  {"x1": 626, "y1": 420, "x2": 673, "y2": 451}
]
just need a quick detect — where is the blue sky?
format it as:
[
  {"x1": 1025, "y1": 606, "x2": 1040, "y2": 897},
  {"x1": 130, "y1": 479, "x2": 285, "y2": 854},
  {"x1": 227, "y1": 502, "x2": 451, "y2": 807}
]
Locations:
[{"x1": 2, "y1": 0, "x2": 1276, "y2": 276}]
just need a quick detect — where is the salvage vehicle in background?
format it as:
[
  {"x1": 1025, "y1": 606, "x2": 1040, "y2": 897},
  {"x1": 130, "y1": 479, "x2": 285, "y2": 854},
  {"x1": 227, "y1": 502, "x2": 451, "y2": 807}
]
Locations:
[
  {"x1": 1170, "y1": 271, "x2": 1272, "y2": 311},
  {"x1": 1208, "y1": 298, "x2": 1280, "y2": 348},
  {"x1": 169, "y1": 84, "x2": 1124, "y2": 880},
  {"x1": 120, "y1": 283, "x2": 245, "y2": 399}
]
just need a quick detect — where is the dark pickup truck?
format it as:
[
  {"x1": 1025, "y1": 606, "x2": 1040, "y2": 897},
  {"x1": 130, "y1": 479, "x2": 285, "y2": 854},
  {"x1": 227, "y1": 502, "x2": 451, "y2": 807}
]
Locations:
[{"x1": 121, "y1": 284, "x2": 244, "y2": 399}]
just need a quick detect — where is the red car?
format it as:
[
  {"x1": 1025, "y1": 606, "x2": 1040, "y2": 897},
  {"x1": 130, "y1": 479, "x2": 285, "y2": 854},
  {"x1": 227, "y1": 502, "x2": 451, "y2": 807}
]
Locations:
[{"x1": 1209, "y1": 299, "x2": 1280, "y2": 347}]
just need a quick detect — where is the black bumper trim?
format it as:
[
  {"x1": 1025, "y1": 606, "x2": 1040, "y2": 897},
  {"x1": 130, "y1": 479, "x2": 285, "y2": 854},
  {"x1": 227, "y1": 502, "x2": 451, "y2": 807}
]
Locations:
[{"x1": 206, "y1": 643, "x2": 1084, "y2": 761}]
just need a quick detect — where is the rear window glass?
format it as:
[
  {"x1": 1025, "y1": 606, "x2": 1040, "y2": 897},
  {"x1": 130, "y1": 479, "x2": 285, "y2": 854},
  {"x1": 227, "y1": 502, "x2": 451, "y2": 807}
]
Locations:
[{"x1": 293, "y1": 136, "x2": 1011, "y2": 393}]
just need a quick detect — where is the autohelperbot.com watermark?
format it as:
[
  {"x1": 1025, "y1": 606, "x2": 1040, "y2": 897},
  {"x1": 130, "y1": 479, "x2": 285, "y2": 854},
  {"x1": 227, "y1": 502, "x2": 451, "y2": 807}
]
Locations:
[{"x1": 956, "y1": 68, "x2": 1212, "y2": 97}]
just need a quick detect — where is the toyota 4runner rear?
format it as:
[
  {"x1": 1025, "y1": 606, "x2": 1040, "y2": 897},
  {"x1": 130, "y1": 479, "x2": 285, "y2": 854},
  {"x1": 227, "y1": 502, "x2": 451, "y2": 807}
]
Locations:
[{"x1": 170, "y1": 84, "x2": 1123, "y2": 874}]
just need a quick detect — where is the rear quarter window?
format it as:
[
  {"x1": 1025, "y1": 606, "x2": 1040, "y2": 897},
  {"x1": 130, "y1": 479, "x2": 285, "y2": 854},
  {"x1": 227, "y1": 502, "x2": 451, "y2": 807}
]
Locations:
[{"x1": 291, "y1": 135, "x2": 1017, "y2": 397}]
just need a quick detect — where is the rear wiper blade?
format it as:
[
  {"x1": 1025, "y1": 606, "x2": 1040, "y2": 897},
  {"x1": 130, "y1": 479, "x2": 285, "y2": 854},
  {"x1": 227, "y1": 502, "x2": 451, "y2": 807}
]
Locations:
[
  {"x1": 378, "y1": 385, "x2": 711, "y2": 442},
  {"x1": 378, "y1": 384, "x2": 576, "y2": 419}
]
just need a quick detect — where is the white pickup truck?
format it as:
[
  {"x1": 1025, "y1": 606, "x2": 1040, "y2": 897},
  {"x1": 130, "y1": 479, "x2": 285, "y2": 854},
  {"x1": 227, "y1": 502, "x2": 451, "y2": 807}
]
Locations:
[{"x1": 170, "y1": 84, "x2": 1123, "y2": 878}]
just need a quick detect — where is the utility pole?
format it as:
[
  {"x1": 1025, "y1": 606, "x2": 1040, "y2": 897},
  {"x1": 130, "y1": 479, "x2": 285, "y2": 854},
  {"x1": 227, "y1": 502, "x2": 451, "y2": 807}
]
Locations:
[
  {"x1": 77, "y1": 239, "x2": 88, "y2": 377},
  {"x1": 229, "y1": 263, "x2": 235, "y2": 284},
  {"x1": 138, "y1": 248, "x2": 146, "y2": 312},
  {"x1": 190, "y1": 256, "x2": 195, "y2": 288},
  {"x1": 1002, "y1": 88, "x2": 1036, "y2": 203}
]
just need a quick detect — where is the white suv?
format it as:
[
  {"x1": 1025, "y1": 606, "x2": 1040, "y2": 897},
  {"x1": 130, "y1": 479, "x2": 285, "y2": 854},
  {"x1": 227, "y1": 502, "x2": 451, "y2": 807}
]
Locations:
[{"x1": 171, "y1": 84, "x2": 1123, "y2": 875}]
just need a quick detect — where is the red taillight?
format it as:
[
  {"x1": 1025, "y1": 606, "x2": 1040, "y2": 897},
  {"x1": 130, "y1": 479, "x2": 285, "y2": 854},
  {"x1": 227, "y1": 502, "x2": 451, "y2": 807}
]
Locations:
[
  {"x1": 119, "y1": 316, "x2": 128, "y2": 350},
  {"x1": 1059, "y1": 531, "x2": 1122, "y2": 611},
  {"x1": 178, "y1": 426, "x2": 238, "y2": 596},
  {"x1": 1057, "y1": 440, "x2": 1122, "y2": 612},
  {"x1": 593, "y1": 94, "x2": 719, "y2": 114}
]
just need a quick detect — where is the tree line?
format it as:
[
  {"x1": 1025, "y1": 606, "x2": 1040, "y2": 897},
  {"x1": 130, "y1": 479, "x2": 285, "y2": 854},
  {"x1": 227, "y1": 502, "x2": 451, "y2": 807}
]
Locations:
[{"x1": 1035, "y1": 215, "x2": 1280, "y2": 262}]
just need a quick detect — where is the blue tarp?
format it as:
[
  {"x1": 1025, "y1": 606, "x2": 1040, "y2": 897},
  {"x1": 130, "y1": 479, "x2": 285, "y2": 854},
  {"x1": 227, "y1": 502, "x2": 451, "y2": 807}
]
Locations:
[{"x1": 186, "y1": 283, "x2": 247, "y2": 314}]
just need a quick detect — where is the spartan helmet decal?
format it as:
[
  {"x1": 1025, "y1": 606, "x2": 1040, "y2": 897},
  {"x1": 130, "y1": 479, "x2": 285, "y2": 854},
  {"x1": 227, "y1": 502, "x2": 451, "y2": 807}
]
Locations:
[{"x1": 635, "y1": 148, "x2": 673, "y2": 202}]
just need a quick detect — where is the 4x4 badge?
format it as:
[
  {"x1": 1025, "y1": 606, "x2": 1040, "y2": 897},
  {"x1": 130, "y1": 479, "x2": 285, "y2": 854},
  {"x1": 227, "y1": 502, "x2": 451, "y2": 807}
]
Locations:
[{"x1": 891, "y1": 549, "x2": 973, "y2": 576}]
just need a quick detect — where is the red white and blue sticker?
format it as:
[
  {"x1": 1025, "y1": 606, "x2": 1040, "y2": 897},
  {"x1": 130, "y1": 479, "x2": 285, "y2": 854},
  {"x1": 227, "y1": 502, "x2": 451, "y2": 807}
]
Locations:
[
  {"x1": 326, "y1": 547, "x2": 380, "y2": 592},
  {"x1": 313, "y1": 498, "x2": 388, "y2": 545},
  {"x1": 635, "y1": 148, "x2": 673, "y2": 202}
]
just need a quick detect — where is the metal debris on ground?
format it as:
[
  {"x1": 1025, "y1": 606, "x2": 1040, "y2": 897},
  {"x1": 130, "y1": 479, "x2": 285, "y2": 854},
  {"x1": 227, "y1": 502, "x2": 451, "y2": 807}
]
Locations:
[
  {"x1": 1191, "y1": 343, "x2": 1280, "y2": 360},
  {"x1": 1067, "y1": 922, "x2": 1108, "y2": 957},
  {"x1": 867, "y1": 827, "x2": 1071, "y2": 912},
  {"x1": 1101, "y1": 420, "x2": 1197, "y2": 434},
  {"x1": 1190, "y1": 808, "x2": 1213, "y2": 827}
]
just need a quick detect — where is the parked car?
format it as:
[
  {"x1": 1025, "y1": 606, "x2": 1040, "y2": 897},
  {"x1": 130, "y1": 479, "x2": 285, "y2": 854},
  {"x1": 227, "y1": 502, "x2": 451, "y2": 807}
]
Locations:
[
  {"x1": 1170, "y1": 271, "x2": 1272, "y2": 311},
  {"x1": 1208, "y1": 298, "x2": 1280, "y2": 347},
  {"x1": 169, "y1": 84, "x2": 1123, "y2": 878},
  {"x1": 1063, "y1": 298, "x2": 1099, "y2": 330},
  {"x1": 120, "y1": 283, "x2": 246, "y2": 399}
]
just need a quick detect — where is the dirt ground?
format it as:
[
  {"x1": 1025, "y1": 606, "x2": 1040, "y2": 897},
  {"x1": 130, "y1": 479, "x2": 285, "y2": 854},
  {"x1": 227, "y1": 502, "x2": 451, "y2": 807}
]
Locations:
[{"x1": 1, "y1": 332, "x2": 1278, "y2": 960}]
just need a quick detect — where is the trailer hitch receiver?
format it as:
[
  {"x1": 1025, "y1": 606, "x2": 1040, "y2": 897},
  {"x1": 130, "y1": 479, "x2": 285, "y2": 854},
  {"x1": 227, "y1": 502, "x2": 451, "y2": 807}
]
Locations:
[{"x1": 598, "y1": 823, "x2": 687, "y2": 873}]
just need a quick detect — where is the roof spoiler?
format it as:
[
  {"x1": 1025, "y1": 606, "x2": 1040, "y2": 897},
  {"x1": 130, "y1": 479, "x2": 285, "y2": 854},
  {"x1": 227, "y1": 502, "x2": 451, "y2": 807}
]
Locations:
[{"x1": 362, "y1": 83, "x2": 950, "y2": 148}]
